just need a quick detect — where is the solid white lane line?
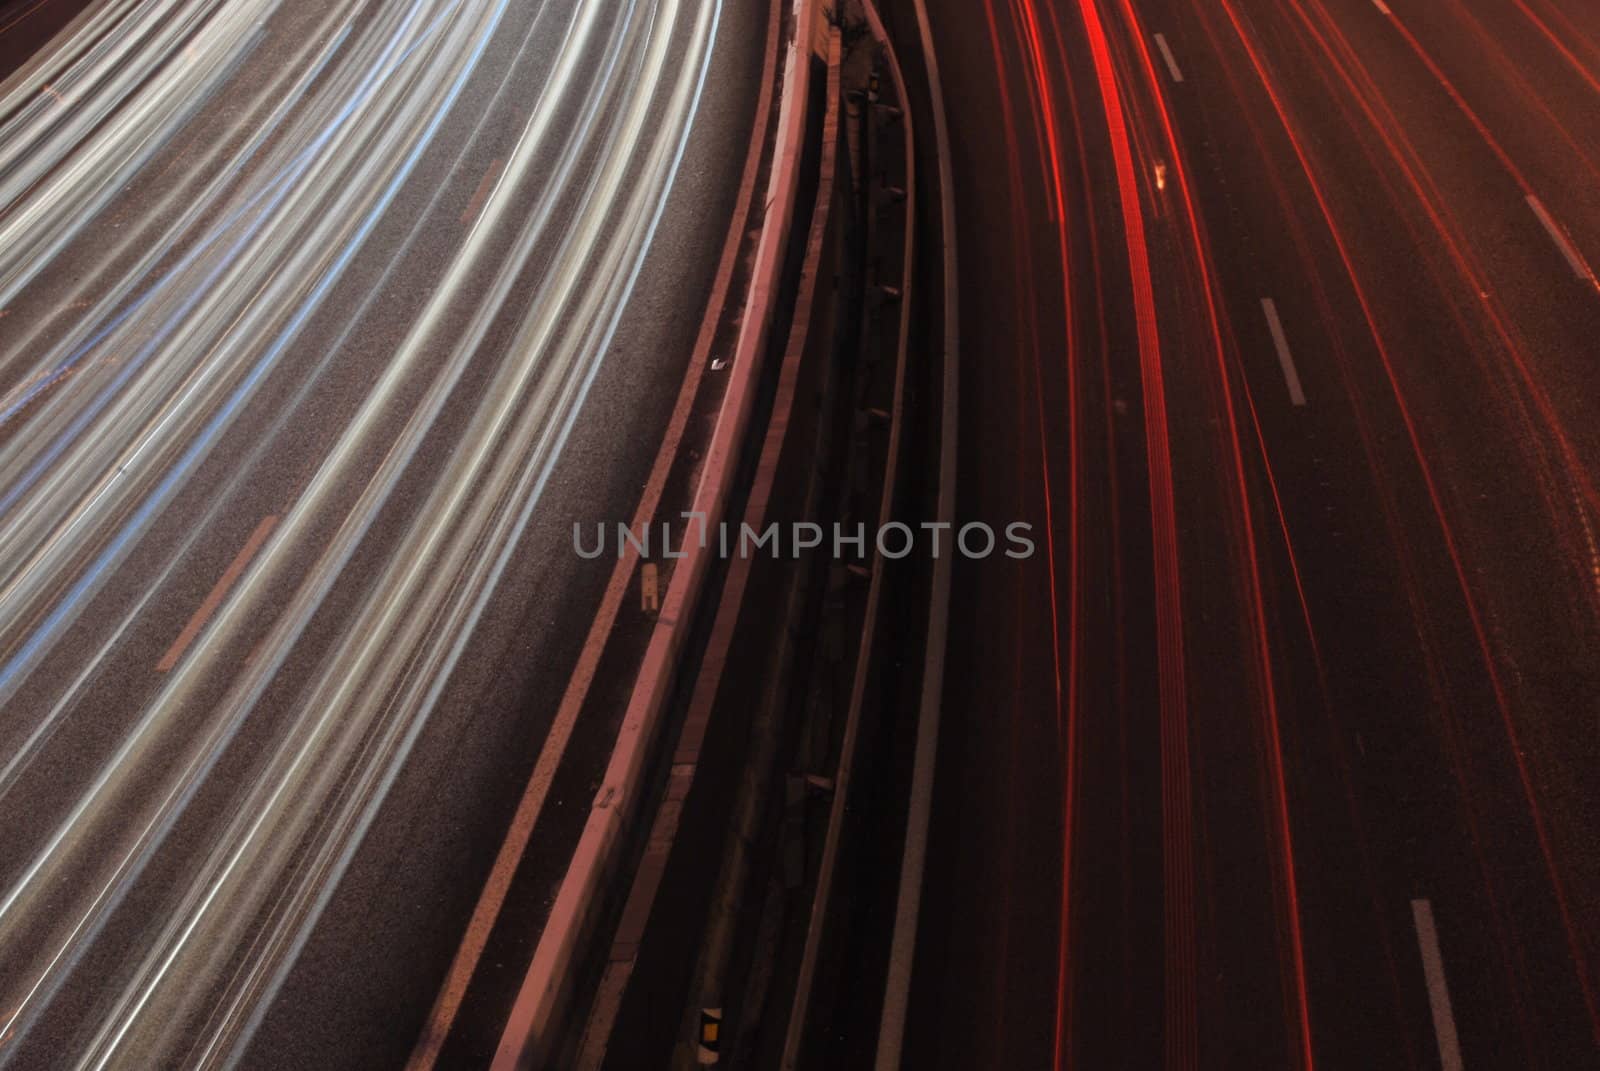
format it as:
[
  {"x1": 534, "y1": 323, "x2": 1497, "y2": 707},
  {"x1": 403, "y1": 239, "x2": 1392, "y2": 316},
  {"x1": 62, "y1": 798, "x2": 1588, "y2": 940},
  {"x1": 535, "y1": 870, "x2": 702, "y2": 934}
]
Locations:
[
  {"x1": 1154, "y1": 33, "x2": 1184, "y2": 83},
  {"x1": 1371, "y1": 0, "x2": 1392, "y2": 16},
  {"x1": 1261, "y1": 298, "x2": 1307, "y2": 407},
  {"x1": 1411, "y1": 899, "x2": 1464, "y2": 1071},
  {"x1": 1527, "y1": 194, "x2": 1595, "y2": 282}
]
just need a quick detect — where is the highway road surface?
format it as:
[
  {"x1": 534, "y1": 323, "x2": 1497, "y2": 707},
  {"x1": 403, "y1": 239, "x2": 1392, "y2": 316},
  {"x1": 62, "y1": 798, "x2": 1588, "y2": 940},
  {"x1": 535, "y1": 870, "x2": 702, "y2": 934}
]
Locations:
[
  {"x1": 901, "y1": 0, "x2": 1600, "y2": 1067},
  {"x1": 1, "y1": 1, "x2": 93, "y2": 80},
  {"x1": 0, "y1": 0, "x2": 762, "y2": 1066}
]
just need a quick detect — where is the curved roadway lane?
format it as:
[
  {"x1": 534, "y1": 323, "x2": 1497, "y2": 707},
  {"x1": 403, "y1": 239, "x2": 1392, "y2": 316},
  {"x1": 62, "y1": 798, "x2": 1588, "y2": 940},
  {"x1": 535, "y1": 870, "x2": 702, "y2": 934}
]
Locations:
[
  {"x1": 0, "y1": 0, "x2": 758, "y2": 1066},
  {"x1": 904, "y1": 0, "x2": 1600, "y2": 1067}
]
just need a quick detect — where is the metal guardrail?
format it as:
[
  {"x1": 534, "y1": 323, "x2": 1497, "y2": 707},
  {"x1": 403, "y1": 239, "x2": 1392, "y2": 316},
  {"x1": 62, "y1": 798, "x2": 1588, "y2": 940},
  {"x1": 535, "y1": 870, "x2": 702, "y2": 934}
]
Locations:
[
  {"x1": 777, "y1": 3, "x2": 918, "y2": 1064},
  {"x1": 564, "y1": 20, "x2": 852, "y2": 1071},
  {"x1": 874, "y1": 0, "x2": 960, "y2": 1062},
  {"x1": 488, "y1": 0, "x2": 834, "y2": 1065},
  {"x1": 482, "y1": 0, "x2": 955, "y2": 1061},
  {"x1": 557, "y1": 11, "x2": 925, "y2": 1066}
]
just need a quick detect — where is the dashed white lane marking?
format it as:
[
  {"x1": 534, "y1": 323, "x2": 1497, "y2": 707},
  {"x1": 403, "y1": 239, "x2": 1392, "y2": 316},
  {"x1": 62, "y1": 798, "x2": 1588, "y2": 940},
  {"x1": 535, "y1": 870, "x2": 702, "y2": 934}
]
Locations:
[
  {"x1": 156, "y1": 514, "x2": 279, "y2": 672},
  {"x1": 1527, "y1": 194, "x2": 1595, "y2": 282},
  {"x1": 1154, "y1": 33, "x2": 1184, "y2": 83},
  {"x1": 640, "y1": 562, "x2": 660, "y2": 612},
  {"x1": 1411, "y1": 898, "x2": 1465, "y2": 1071},
  {"x1": 1371, "y1": 0, "x2": 1392, "y2": 15},
  {"x1": 460, "y1": 158, "x2": 505, "y2": 225},
  {"x1": 1261, "y1": 298, "x2": 1307, "y2": 407}
]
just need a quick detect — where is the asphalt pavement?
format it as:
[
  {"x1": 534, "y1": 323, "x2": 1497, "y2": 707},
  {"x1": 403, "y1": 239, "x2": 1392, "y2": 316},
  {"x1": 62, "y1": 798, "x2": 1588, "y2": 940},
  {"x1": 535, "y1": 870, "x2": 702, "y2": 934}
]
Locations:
[
  {"x1": 901, "y1": 0, "x2": 1600, "y2": 1066},
  {"x1": 0, "y1": 0, "x2": 760, "y2": 1066}
]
